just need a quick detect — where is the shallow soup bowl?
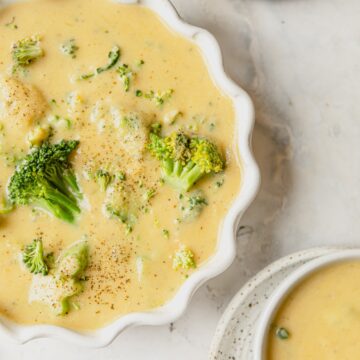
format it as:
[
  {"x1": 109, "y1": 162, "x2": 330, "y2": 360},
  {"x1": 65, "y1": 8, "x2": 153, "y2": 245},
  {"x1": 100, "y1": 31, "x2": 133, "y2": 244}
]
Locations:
[
  {"x1": 0, "y1": 0, "x2": 260, "y2": 347},
  {"x1": 253, "y1": 248, "x2": 360, "y2": 360}
]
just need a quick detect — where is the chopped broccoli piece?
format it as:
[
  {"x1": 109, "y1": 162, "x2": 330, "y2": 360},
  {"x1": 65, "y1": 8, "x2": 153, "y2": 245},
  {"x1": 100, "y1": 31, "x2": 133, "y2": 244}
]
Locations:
[
  {"x1": 163, "y1": 110, "x2": 182, "y2": 125},
  {"x1": 180, "y1": 191, "x2": 208, "y2": 221},
  {"x1": 60, "y1": 38, "x2": 79, "y2": 59},
  {"x1": 144, "y1": 89, "x2": 174, "y2": 107},
  {"x1": 29, "y1": 240, "x2": 89, "y2": 315},
  {"x1": 117, "y1": 64, "x2": 134, "y2": 92},
  {"x1": 56, "y1": 240, "x2": 89, "y2": 279},
  {"x1": 116, "y1": 171, "x2": 126, "y2": 181},
  {"x1": 215, "y1": 178, "x2": 225, "y2": 188},
  {"x1": 162, "y1": 229, "x2": 170, "y2": 239},
  {"x1": 22, "y1": 238, "x2": 49, "y2": 275},
  {"x1": 8, "y1": 140, "x2": 82, "y2": 223},
  {"x1": 95, "y1": 169, "x2": 114, "y2": 192},
  {"x1": 48, "y1": 114, "x2": 72, "y2": 130},
  {"x1": 144, "y1": 188, "x2": 156, "y2": 201},
  {"x1": 173, "y1": 247, "x2": 196, "y2": 270},
  {"x1": 148, "y1": 130, "x2": 224, "y2": 192},
  {"x1": 12, "y1": 35, "x2": 43, "y2": 69},
  {"x1": 5, "y1": 17, "x2": 18, "y2": 30},
  {"x1": 104, "y1": 176, "x2": 142, "y2": 234},
  {"x1": 30, "y1": 274, "x2": 83, "y2": 316},
  {"x1": 80, "y1": 45, "x2": 120, "y2": 80},
  {"x1": 97, "y1": 46, "x2": 120, "y2": 73},
  {"x1": 106, "y1": 204, "x2": 134, "y2": 234}
]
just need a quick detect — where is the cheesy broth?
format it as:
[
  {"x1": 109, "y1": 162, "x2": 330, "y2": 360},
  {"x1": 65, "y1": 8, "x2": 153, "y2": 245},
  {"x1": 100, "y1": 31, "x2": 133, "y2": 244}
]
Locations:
[
  {"x1": 0, "y1": 0, "x2": 241, "y2": 330},
  {"x1": 267, "y1": 261, "x2": 360, "y2": 360}
]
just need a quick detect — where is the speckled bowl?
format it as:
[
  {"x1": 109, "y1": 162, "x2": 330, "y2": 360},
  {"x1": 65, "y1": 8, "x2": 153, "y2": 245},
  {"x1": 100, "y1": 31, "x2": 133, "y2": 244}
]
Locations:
[
  {"x1": 0, "y1": 0, "x2": 259, "y2": 347},
  {"x1": 254, "y1": 249, "x2": 360, "y2": 360}
]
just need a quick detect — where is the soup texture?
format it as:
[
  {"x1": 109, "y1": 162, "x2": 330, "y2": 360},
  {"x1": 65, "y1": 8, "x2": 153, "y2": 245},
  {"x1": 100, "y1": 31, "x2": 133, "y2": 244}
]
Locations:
[
  {"x1": 0, "y1": 0, "x2": 241, "y2": 330},
  {"x1": 267, "y1": 261, "x2": 360, "y2": 360}
]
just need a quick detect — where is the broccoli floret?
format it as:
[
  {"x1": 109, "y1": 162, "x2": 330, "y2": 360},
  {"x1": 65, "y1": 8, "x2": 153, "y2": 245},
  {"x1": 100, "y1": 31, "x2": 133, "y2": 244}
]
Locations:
[
  {"x1": 104, "y1": 177, "x2": 140, "y2": 234},
  {"x1": 95, "y1": 169, "x2": 114, "y2": 192},
  {"x1": 173, "y1": 247, "x2": 196, "y2": 270},
  {"x1": 29, "y1": 240, "x2": 89, "y2": 315},
  {"x1": 12, "y1": 36, "x2": 43, "y2": 69},
  {"x1": 148, "y1": 130, "x2": 224, "y2": 192},
  {"x1": 22, "y1": 238, "x2": 49, "y2": 275},
  {"x1": 8, "y1": 140, "x2": 82, "y2": 223},
  {"x1": 30, "y1": 274, "x2": 83, "y2": 316},
  {"x1": 117, "y1": 64, "x2": 134, "y2": 92},
  {"x1": 60, "y1": 38, "x2": 79, "y2": 59},
  {"x1": 56, "y1": 240, "x2": 89, "y2": 279},
  {"x1": 179, "y1": 191, "x2": 208, "y2": 221},
  {"x1": 80, "y1": 45, "x2": 120, "y2": 80}
]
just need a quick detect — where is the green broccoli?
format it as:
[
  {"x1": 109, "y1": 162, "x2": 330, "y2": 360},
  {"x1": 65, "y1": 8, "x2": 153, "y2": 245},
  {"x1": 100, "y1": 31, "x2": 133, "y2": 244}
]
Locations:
[
  {"x1": 22, "y1": 238, "x2": 49, "y2": 275},
  {"x1": 80, "y1": 45, "x2": 120, "y2": 80},
  {"x1": 144, "y1": 89, "x2": 174, "y2": 107},
  {"x1": 95, "y1": 169, "x2": 114, "y2": 192},
  {"x1": 60, "y1": 38, "x2": 79, "y2": 59},
  {"x1": 12, "y1": 35, "x2": 44, "y2": 69},
  {"x1": 56, "y1": 240, "x2": 89, "y2": 279},
  {"x1": 30, "y1": 273, "x2": 83, "y2": 316},
  {"x1": 106, "y1": 204, "x2": 134, "y2": 234},
  {"x1": 117, "y1": 64, "x2": 134, "y2": 92},
  {"x1": 8, "y1": 140, "x2": 82, "y2": 223},
  {"x1": 148, "y1": 130, "x2": 224, "y2": 192},
  {"x1": 173, "y1": 247, "x2": 196, "y2": 270},
  {"x1": 29, "y1": 240, "x2": 89, "y2": 315},
  {"x1": 180, "y1": 191, "x2": 208, "y2": 221}
]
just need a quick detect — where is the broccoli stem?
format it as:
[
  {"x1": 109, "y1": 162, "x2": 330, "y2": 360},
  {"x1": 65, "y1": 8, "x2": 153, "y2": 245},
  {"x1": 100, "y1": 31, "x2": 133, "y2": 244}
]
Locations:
[
  {"x1": 45, "y1": 187, "x2": 80, "y2": 213},
  {"x1": 63, "y1": 170, "x2": 82, "y2": 199},
  {"x1": 35, "y1": 184, "x2": 80, "y2": 223},
  {"x1": 36, "y1": 198, "x2": 76, "y2": 224},
  {"x1": 162, "y1": 160, "x2": 203, "y2": 192}
]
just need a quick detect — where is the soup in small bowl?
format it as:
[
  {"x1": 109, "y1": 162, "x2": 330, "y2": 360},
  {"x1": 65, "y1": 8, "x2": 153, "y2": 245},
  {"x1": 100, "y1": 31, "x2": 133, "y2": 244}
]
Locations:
[{"x1": 255, "y1": 249, "x2": 360, "y2": 360}]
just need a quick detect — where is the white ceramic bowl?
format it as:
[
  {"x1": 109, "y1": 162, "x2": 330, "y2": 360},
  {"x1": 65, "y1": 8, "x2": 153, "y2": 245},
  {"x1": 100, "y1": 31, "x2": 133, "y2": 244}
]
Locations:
[
  {"x1": 254, "y1": 248, "x2": 360, "y2": 359},
  {"x1": 0, "y1": 0, "x2": 260, "y2": 346}
]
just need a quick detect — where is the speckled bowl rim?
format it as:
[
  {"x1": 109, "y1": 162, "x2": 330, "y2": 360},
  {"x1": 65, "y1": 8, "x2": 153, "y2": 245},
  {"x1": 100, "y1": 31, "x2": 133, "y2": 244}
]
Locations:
[
  {"x1": 0, "y1": 0, "x2": 260, "y2": 347},
  {"x1": 254, "y1": 248, "x2": 360, "y2": 360},
  {"x1": 208, "y1": 246, "x2": 342, "y2": 359}
]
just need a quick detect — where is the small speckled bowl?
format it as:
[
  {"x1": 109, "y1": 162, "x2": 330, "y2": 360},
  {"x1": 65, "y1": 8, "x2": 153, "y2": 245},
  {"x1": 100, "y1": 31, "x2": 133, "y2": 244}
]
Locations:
[{"x1": 253, "y1": 249, "x2": 360, "y2": 360}]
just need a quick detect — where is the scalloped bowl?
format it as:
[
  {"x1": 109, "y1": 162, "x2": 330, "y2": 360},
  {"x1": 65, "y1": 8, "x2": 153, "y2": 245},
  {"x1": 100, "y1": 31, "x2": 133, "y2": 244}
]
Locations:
[{"x1": 0, "y1": 0, "x2": 260, "y2": 346}]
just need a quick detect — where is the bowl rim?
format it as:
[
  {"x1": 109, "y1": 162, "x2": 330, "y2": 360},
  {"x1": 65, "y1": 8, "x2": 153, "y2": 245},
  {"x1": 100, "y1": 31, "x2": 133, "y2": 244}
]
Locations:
[
  {"x1": 253, "y1": 248, "x2": 360, "y2": 360},
  {"x1": 0, "y1": 0, "x2": 260, "y2": 347}
]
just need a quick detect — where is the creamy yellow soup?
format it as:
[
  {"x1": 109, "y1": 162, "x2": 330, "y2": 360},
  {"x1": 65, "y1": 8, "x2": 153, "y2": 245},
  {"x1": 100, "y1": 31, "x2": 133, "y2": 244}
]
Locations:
[
  {"x1": 0, "y1": 0, "x2": 241, "y2": 330},
  {"x1": 267, "y1": 261, "x2": 360, "y2": 360}
]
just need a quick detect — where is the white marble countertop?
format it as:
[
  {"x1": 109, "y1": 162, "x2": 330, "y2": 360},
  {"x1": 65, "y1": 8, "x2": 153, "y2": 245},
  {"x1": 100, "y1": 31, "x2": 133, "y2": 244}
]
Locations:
[{"x1": 4, "y1": 0, "x2": 360, "y2": 358}]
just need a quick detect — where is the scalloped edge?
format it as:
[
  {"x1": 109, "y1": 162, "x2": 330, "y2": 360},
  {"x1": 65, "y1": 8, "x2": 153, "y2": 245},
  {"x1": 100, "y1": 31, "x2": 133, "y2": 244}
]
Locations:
[{"x1": 0, "y1": 0, "x2": 260, "y2": 347}]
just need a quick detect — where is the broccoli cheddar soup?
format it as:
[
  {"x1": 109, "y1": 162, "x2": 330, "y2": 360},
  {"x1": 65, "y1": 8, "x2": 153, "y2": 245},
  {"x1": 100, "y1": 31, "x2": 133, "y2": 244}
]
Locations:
[
  {"x1": 267, "y1": 261, "x2": 360, "y2": 360},
  {"x1": 0, "y1": 0, "x2": 241, "y2": 330}
]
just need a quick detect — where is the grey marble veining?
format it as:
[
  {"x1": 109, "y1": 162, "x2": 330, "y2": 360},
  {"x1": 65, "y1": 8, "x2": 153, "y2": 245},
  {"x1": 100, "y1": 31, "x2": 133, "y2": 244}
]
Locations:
[{"x1": 3, "y1": 1, "x2": 360, "y2": 359}]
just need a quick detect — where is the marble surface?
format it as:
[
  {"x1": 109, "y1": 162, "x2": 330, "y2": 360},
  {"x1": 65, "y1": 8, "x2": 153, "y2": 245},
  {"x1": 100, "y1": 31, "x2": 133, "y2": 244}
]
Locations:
[{"x1": 3, "y1": 0, "x2": 360, "y2": 358}]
